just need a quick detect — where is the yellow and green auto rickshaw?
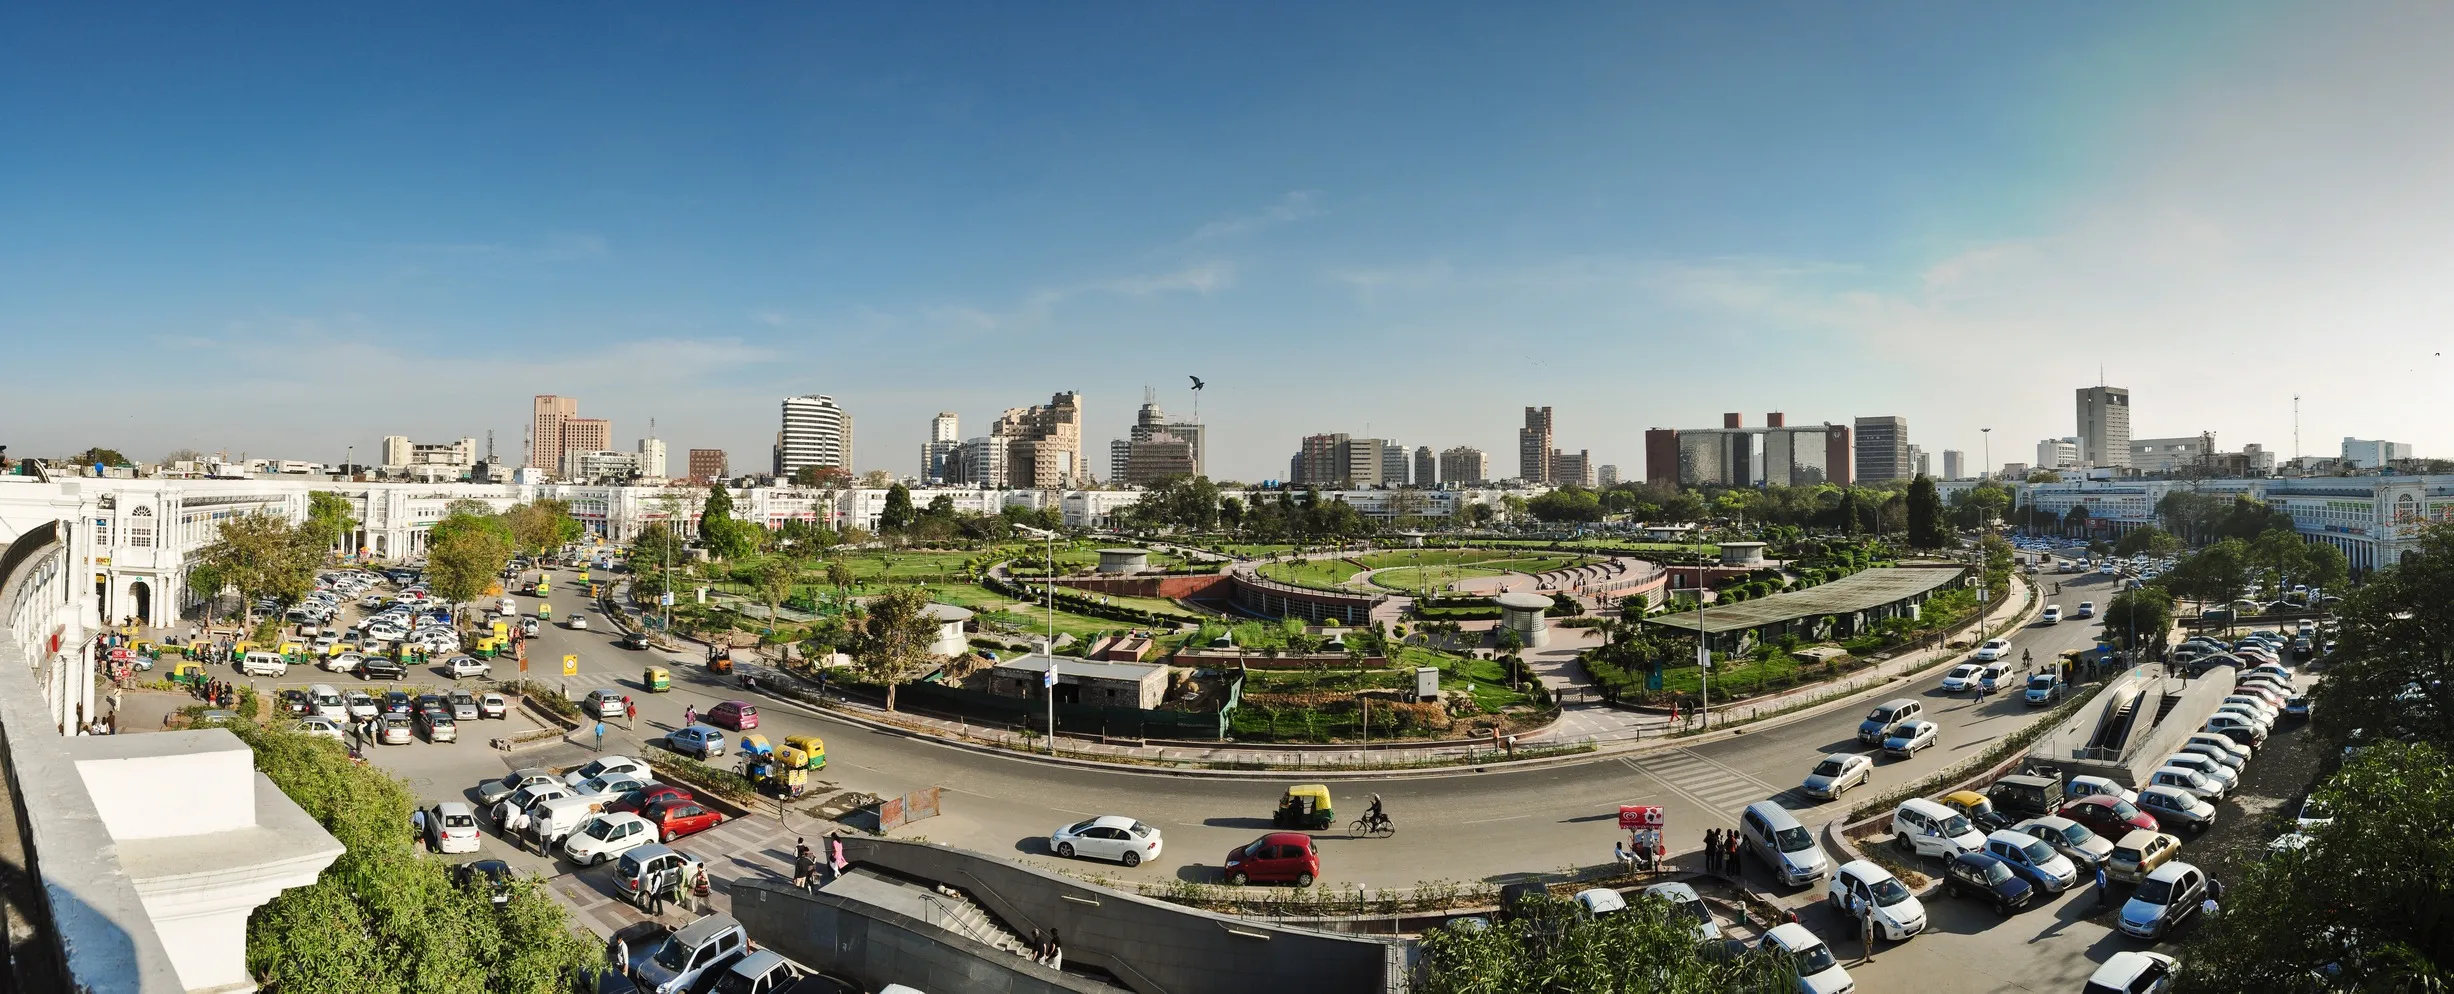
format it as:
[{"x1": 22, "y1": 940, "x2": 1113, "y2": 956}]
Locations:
[
  {"x1": 784, "y1": 734, "x2": 827, "y2": 771},
  {"x1": 1273, "y1": 784, "x2": 1334, "y2": 830},
  {"x1": 533, "y1": 578, "x2": 551, "y2": 596},
  {"x1": 171, "y1": 660, "x2": 208, "y2": 686},
  {"x1": 644, "y1": 666, "x2": 671, "y2": 693},
  {"x1": 537, "y1": 603, "x2": 553, "y2": 623},
  {"x1": 473, "y1": 635, "x2": 504, "y2": 659},
  {"x1": 577, "y1": 568, "x2": 591, "y2": 585},
  {"x1": 767, "y1": 747, "x2": 811, "y2": 798}
]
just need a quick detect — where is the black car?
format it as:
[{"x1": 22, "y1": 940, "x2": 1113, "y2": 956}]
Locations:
[
  {"x1": 415, "y1": 693, "x2": 450, "y2": 715},
  {"x1": 1943, "y1": 852, "x2": 2034, "y2": 916},
  {"x1": 358, "y1": 656, "x2": 408, "y2": 681},
  {"x1": 452, "y1": 859, "x2": 517, "y2": 909},
  {"x1": 278, "y1": 689, "x2": 312, "y2": 716},
  {"x1": 619, "y1": 632, "x2": 652, "y2": 650},
  {"x1": 381, "y1": 691, "x2": 415, "y2": 715}
]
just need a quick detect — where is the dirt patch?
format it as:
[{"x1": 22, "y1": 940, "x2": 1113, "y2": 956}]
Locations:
[{"x1": 2186, "y1": 714, "x2": 2329, "y2": 890}]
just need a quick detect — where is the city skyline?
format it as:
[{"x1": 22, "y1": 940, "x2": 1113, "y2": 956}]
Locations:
[{"x1": 10, "y1": 5, "x2": 2454, "y2": 478}]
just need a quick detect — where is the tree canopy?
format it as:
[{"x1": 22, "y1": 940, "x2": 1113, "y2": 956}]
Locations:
[
  {"x1": 500, "y1": 499, "x2": 583, "y2": 556},
  {"x1": 189, "y1": 511, "x2": 322, "y2": 622},
  {"x1": 1417, "y1": 892, "x2": 1794, "y2": 994},
  {"x1": 426, "y1": 511, "x2": 515, "y2": 613},
  {"x1": 698, "y1": 486, "x2": 757, "y2": 559},
  {"x1": 2315, "y1": 521, "x2": 2454, "y2": 751},
  {"x1": 878, "y1": 484, "x2": 918, "y2": 533},
  {"x1": 1905, "y1": 476, "x2": 1946, "y2": 547},
  {"x1": 854, "y1": 585, "x2": 947, "y2": 712}
]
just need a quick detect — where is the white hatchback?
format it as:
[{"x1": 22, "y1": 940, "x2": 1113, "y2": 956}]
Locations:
[
  {"x1": 1049, "y1": 815, "x2": 1164, "y2": 866},
  {"x1": 564, "y1": 812, "x2": 656, "y2": 865}
]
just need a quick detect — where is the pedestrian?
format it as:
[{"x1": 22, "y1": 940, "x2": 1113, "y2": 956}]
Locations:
[
  {"x1": 594, "y1": 720, "x2": 605, "y2": 751},
  {"x1": 1504, "y1": 734, "x2": 1517, "y2": 758},
  {"x1": 646, "y1": 866, "x2": 667, "y2": 915},
  {"x1": 1725, "y1": 833, "x2": 1741, "y2": 877},
  {"x1": 611, "y1": 934, "x2": 629, "y2": 976},
  {"x1": 1045, "y1": 929, "x2": 1062, "y2": 971},
  {"x1": 829, "y1": 831, "x2": 847, "y2": 880},
  {"x1": 684, "y1": 704, "x2": 697, "y2": 727},
  {"x1": 1029, "y1": 930, "x2": 1045, "y2": 965},
  {"x1": 1859, "y1": 894, "x2": 1876, "y2": 961},
  {"x1": 1615, "y1": 839, "x2": 1633, "y2": 876},
  {"x1": 793, "y1": 842, "x2": 816, "y2": 891},
  {"x1": 2093, "y1": 864, "x2": 2109, "y2": 911},
  {"x1": 410, "y1": 806, "x2": 427, "y2": 841},
  {"x1": 626, "y1": 698, "x2": 638, "y2": 730},
  {"x1": 1704, "y1": 828, "x2": 1720, "y2": 874}
]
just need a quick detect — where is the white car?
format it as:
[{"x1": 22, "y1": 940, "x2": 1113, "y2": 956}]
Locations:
[
  {"x1": 1641, "y1": 881, "x2": 1721, "y2": 940},
  {"x1": 1973, "y1": 639, "x2": 2012, "y2": 662},
  {"x1": 2297, "y1": 796, "x2": 2334, "y2": 831},
  {"x1": 444, "y1": 655, "x2": 491, "y2": 678},
  {"x1": 564, "y1": 755, "x2": 653, "y2": 788},
  {"x1": 430, "y1": 801, "x2": 482, "y2": 855},
  {"x1": 1758, "y1": 922, "x2": 1852, "y2": 994},
  {"x1": 574, "y1": 774, "x2": 655, "y2": 798},
  {"x1": 1881, "y1": 720, "x2": 1938, "y2": 758},
  {"x1": 1940, "y1": 664, "x2": 1983, "y2": 692},
  {"x1": 566, "y1": 612, "x2": 590, "y2": 631},
  {"x1": 344, "y1": 691, "x2": 380, "y2": 720},
  {"x1": 2088, "y1": 951, "x2": 2179, "y2": 993},
  {"x1": 1048, "y1": 815, "x2": 1164, "y2": 866},
  {"x1": 2040, "y1": 606, "x2": 2061, "y2": 624},
  {"x1": 290, "y1": 717, "x2": 346, "y2": 741},
  {"x1": 1826, "y1": 860, "x2": 1925, "y2": 942},
  {"x1": 1976, "y1": 663, "x2": 2014, "y2": 694},
  {"x1": 1802, "y1": 753, "x2": 1873, "y2": 799},
  {"x1": 564, "y1": 812, "x2": 657, "y2": 865},
  {"x1": 327, "y1": 651, "x2": 364, "y2": 673}
]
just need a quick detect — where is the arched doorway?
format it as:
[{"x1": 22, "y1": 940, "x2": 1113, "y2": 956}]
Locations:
[{"x1": 129, "y1": 580, "x2": 152, "y2": 626}]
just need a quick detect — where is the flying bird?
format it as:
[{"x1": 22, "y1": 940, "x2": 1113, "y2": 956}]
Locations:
[{"x1": 1188, "y1": 375, "x2": 1205, "y2": 391}]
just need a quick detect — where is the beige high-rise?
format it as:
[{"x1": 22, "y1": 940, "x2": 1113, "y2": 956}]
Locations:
[{"x1": 531, "y1": 395, "x2": 577, "y2": 471}]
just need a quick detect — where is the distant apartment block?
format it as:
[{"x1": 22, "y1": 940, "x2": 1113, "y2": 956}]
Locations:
[
  {"x1": 777, "y1": 395, "x2": 854, "y2": 478},
  {"x1": 1438, "y1": 446, "x2": 1489, "y2": 486},
  {"x1": 993, "y1": 391, "x2": 1087, "y2": 488},
  {"x1": 922, "y1": 412, "x2": 960, "y2": 483},
  {"x1": 687, "y1": 448, "x2": 728, "y2": 483},
  {"x1": 2077, "y1": 386, "x2": 2132, "y2": 468},
  {"x1": 1650, "y1": 413, "x2": 1850, "y2": 488},
  {"x1": 1941, "y1": 450, "x2": 1964, "y2": 481},
  {"x1": 1597, "y1": 464, "x2": 1619, "y2": 487},
  {"x1": 2342, "y1": 437, "x2": 2414, "y2": 469},
  {"x1": 1413, "y1": 446, "x2": 1437, "y2": 488},
  {"x1": 1518, "y1": 407, "x2": 1554, "y2": 483},
  {"x1": 1854, "y1": 416, "x2": 1910, "y2": 482},
  {"x1": 2038, "y1": 436, "x2": 2084, "y2": 470}
]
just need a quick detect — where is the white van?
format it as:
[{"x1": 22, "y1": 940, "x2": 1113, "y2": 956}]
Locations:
[
  {"x1": 308, "y1": 684, "x2": 347, "y2": 722},
  {"x1": 240, "y1": 651, "x2": 289, "y2": 677},
  {"x1": 500, "y1": 596, "x2": 519, "y2": 616},
  {"x1": 526, "y1": 794, "x2": 610, "y2": 849},
  {"x1": 1892, "y1": 797, "x2": 1986, "y2": 859}
]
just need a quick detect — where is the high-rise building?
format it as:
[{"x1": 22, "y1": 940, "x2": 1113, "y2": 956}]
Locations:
[
  {"x1": 2342, "y1": 437, "x2": 2414, "y2": 469},
  {"x1": 687, "y1": 449, "x2": 728, "y2": 483},
  {"x1": 1909, "y1": 445, "x2": 1930, "y2": 479},
  {"x1": 778, "y1": 395, "x2": 854, "y2": 478},
  {"x1": 1439, "y1": 446, "x2": 1489, "y2": 486},
  {"x1": 949, "y1": 436, "x2": 1007, "y2": 488},
  {"x1": 1108, "y1": 390, "x2": 1204, "y2": 486},
  {"x1": 921, "y1": 412, "x2": 962, "y2": 483},
  {"x1": 563, "y1": 418, "x2": 611, "y2": 462},
  {"x1": 1413, "y1": 446, "x2": 1437, "y2": 488},
  {"x1": 992, "y1": 391, "x2": 1085, "y2": 488},
  {"x1": 1597, "y1": 464, "x2": 1620, "y2": 486},
  {"x1": 1552, "y1": 450, "x2": 1593, "y2": 487},
  {"x1": 1942, "y1": 450, "x2": 1964, "y2": 481},
  {"x1": 1288, "y1": 433, "x2": 1393, "y2": 486},
  {"x1": 1644, "y1": 429, "x2": 1681, "y2": 487},
  {"x1": 2076, "y1": 386, "x2": 2131, "y2": 469},
  {"x1": 379, "y1": 436, "x2": 414, "y2": 468},
  {"x1": 1518, "y1": 407, "x2": 1555, "y2": 483},
  {"x1": 2037, "y1": 437, "x2": 2084, "y2": 470},
  {"x1": 1853, "y1": 416, "x2": 1910, "y2": 482},
  {"x1": 1651, "y1": 415, "x2": 1849, "y2": 488},
  {"x1": 1381, "y1": 441, "x2": 1409, "y2": 487},
  {"x1": 530, "y1": 395, "x2": 578, "y2": 471},
  {"x1": 636, "y1": 437, "x2": 667, "y2": 479}
]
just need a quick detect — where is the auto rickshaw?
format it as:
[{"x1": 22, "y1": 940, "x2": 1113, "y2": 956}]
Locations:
[
  {"x1": 128, "y1": 639, "x2": 157, "y2": 660},
  {"x1": 578, "y1": 569, "x2": 591, "y2": 584},
  {"x1": 171, "y1": 660, "x2": 207, "y2": 687},
  {"x1": 766, "y1": 746, "x2": 811, "y2": 798},
  {"x1": 534, "y1": 579, "x2": 551, "y2": 596},
  {"x1": 1273, "y1": 784, "x2": 1335, "y2": 830},
  {"x1": 644, "y1": 666, "x2": 671, "y2": 693},
  {"x1": 537, "y1": 603, "x2": 553, "y2": 623},
  {"x1": 783, "y1": 734, "x2": 827, "y2": 771},
  {"x1": 708, "y1": 652, "x2": 733, "y2": 675},
  {"x1": 738, "y1": 733, "x2": 776, "y2": 778},
  {"x1": 473, "y1": 636, "x2": 504, "y2": 658}
]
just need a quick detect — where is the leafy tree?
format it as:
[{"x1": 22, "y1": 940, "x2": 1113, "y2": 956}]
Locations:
[
  {"x1": 791, "y1": 465, "x2": 850, "y2": 488},
  {"x1": 230, "y1": 721, "x2": 598, "y2": 991},
  {"x1": 1418, "y1": 892, "x2": 1792, "y2": 994},
  {"x1": 826, "y1": 559, "x2": 858, "y2": 603},
  {"x1": 1529, "y1": 487, "x2": 1606, "y2": 524},
  {"x1": 163, "y1": 447, "x2": 205, "y2": 463},
  {"x1": 502, "y1": 499, "x2": 584, "y2": 556},
  {"x1": 75, "y1": 446, "x2": 129, "y2": 467},
  {"x1": 924, "y1": 494, "x2": 957, "y2": 519},
  {"x1": 2025, "y1": 469, "x2": 2061, "y2": 483},
  {"x1": 427, "y1": 512, "x2": 515, "y2": 620},
  {"x1": 190, "y1": 511, "x2": 319, "y2": 623},
  {"x1": 1905, "y1": 475, "x2": 1946, "y2": 547},
  {"x1": 858, "y1": 470, "x2": 893, "y2": 488},
  {"x1": 753, "y1": 555, "x2": 803, "y2": 629},
  {"x1": 878, "y1": 484, "x2": 918, "y2": 533},
  {"x1": 2159, "y1": 538, "x2": 2251, "y2": 616},
  {"x1": 854, "y1": 585, "x2": 946, "y2": 711},
  {"x1": 2063, "y1": 503, "x2": 2091, "y2": 535},
  {"x1": 2315, "y1": 522, "x2": 2454, "y2": 750},
  {"x1": 301, "y1": 491, "x2": 360, "y2": 552},
  {"x1": 699, "y1": 486, "x2": 756, "y2": 559},
  {"x1": 2174, "y1": 741, "x2": 2454, "y2": 994},
  {"x1": 1976, "y1": 534, "x2": 2015, "y2": 595},
  {"x1": 2113, "y1": 526, "x2": 2185, "y2": 559},
  {"x1": 2100, "y1": 586, "x2": 2174, "y2": 656},
  {"x1": 1946, "y1": 480, "x2": 2010, "y2": 530},
  {"x1": 625, "y1": 522, "x2": 687, "y2": 602}
]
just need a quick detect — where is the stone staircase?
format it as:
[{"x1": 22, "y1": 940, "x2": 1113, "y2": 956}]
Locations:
[{"x1": 915, "y1": 884, "x2": 1033, "y2": 959}]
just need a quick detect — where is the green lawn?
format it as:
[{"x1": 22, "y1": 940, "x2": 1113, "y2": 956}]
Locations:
[
  {"x1": 915, "y1": 583, "x2": 1129, "y2": 639},
  {"x1": 1226, "y1": 643, "x2": 1538, "y2": 740},
  {"x1": 1368, "y1": 565, "x2": 1509, "y2": 592}
]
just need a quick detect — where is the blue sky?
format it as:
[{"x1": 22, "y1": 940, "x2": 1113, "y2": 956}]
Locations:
[{"x1": 8, "y1": 2, "x2": 2451, "y2": 479}]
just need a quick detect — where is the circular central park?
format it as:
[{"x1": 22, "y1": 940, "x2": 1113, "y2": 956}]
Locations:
[{"x1": 618, "y1": 506, "x2": 2001, "y2": 756}]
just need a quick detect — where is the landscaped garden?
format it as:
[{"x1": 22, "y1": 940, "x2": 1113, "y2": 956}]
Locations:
[{"x1": 1251, "y1": 548, "x2": 1602, "y2": 593}]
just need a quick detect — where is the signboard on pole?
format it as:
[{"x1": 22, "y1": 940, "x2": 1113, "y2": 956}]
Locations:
[
  {"x1": 1617, "y1": 805, "x2": 1664, "y2": 830},
  {"x1": 563, "y1": 654, "x2": 579, "y2": 676}
]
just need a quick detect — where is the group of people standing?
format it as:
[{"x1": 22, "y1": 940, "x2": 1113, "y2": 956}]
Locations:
[
  {"x1": 1700, "y1": 827, "x2": 1742, "y2": 877},
  {"x1": 792, "y1": 834, "x2": 848, "y2": 891}
]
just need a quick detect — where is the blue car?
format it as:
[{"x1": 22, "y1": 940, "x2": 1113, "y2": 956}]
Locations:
[
  {"x1": 664, "y1": 724, "x2": 727, "y2": 759},
  {"x1": 2284, "y1": 695, "x2": 2313, "y2": 719}
]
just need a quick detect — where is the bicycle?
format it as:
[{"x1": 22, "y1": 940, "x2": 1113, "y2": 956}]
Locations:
[{"x1": 1350, "y1": 813, "x2": 1396, "y2": 838}]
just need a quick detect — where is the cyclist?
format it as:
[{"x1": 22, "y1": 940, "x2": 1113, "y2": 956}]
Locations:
[
  {"x1": 1366, "y1": 793, "x2": 1388, "y2": 832},
  {"x1": 2021, "y1": 648, "x2": 2033, "y2": 671}
]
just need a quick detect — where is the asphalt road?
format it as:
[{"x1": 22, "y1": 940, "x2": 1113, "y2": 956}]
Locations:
[{"x1": 456, "y1": 565, "x2": 2126, "y2": 894}]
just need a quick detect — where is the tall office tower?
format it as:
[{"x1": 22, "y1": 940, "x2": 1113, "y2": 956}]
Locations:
[
  {"x1": 1551, "y1": 449, "x2": 1593, "y2": 486},
  {"x1": 778, "y1": 395, "x2": 854, "y2": 478},
  {"x1": 1343, "y1": 438, "x2": 1389, "y2": 487},
  {"x1": 1297, "y1": 433, "x2": 1348, "y2": 485},
  {"x1": 1518, "y1": 407, "x2": 1555, "y2": 483},
  {"x1": 921, "y1": 411, "x2": 961, "y2": 483},
  {"x1": 1439, "y1": 446, "x2": 1490, "y2": 486},
  {"x1": 1413, "y1": 446, "x2": 1437, "y2": 488},
  {"x1": 1596, "y1": 464, "x2": 1619, "y2": 486},
  {"x1": 563, "y1": 418, "x2": 611, "y2": 464},
  {"x1": 1112, "y1": 390, "x2": 1204, "y2": 486},
  {"x1": 1853, "y1": 416, "x2": 1911, "y2": 482},
  {"x1": 636, "y1": 437, "x2": 667, "y2": 479},
  {"x1": 1910, "y1": 445, "x2": 1931, "y2": 479},
  {"x1": 1381, "y1": 441, "x2": 1409, "y2": 486},
  {"x1": 949, "y1": 436, "x2": 1007, "y2": 488},
  {"x1": 688, "y1": 449, "x2": 728, "y2": 483},
  {"x1": 2076, "y1": 386, "x2": 2131, "y2": 469},
  {"x1": 992, "y1": 391, "x2": 1086, "y2": 488},
  {"x1": 1942, "y1": 450, "x2": 1964, "y2": 481},
  {"x1": 930, "y1": 412, "x2": 959, "y2": 443},
  {"x1": 1644, "y1": 429, "x2": 1682, "y2": 486},
  {"x1": 530, "y1": 395, "x2": 578, "y2": 471}
]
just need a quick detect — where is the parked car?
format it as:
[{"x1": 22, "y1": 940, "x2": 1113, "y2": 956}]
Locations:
[
  {"x1": 2106, "y1": 830, "x2": 2182, "y2": 885},
  {"x1": 2058, "y1": 795, "x2": 2159, "y2": 840},
  {"x1": 358, "y1": 656, "x2": 407, "y2": 681},
  {"x1": 430, "y1": 801, "x2": 482, "y2": 854},
  {"x1": 641, "y1": 798, "x2": 724, "y2": 843},
  {"x1": 664, "y1": 725, "x2": 727, "y2": 759},
  {"x1": 1757, "y1": 922, "x2": 1853, "y2": 994},
  {"x1": 1881, "y1": 720, "x2": 1938, "y2": 758},
  {"x1": 2162, "y1": 753, "x2": 2240, "y2": 791},
  {"x1": 453, "y1": 859, "x2": 517, "y2": 910},
  {"x1": 377, "y1": 713, "x2": 415, "y2": 745},
  {"x1": 2014, "y1": 815, "x2": 2115, "y2": 869},
  {"x1": 1739, "y1": 801, "x2": 1829, "y2": 888},
  {"x1": 1801, "y1": 753, "x2": 1873, "y2": 799},
  {"x1": 415, "y1": 710, "x2": 458, "y2": 743},
  {"x1": 1984, "y1": 829, "x2": 2079, "y2": 893},
  {"x1": 634, "y1": 914, "x2": 750, "y2": 994},
  {"x1": 565, "y1": 812, "x2": 659, "y2": 866},
  {"x1": 2203, "y1": 712, "x2": 2268, "y2": 747},
  {"x1": 2136, "y1": 785, "x2": 2217, "y2": 833},
  {"x1": 480, "y1": 692, "x2": 509, "y2": 719},
  {"x1": 608, "y1": 784, "x2": 697, "y2": 817},
  {"x1": 2085, "y1": 951, "x2": 2179, "y2": 994},
  {"x1": 2177, "y1": 739, "x2": 2247, "y2": 771},
  {"x1": 478, "y1": 768, "x2": 561, "y2": 806},
  {"x1": 1941, "y1": 851, "x2": 2035, "y2": 915},
  {"x1": 2119, "y1": 862, "x2": 2209, "y2": 940},
  {"x1": 447, "y1": 690, "x2": 480, "y2": 721},
  {"x1": 1640, "y1": 881, "x2": 1721, "y2": 941},
  {"x1": 1941, "y1": 790, "x2": 2011, "y2": 833},
  {"x1": 567, "y1": 755, "x2": 654, "y2": 787},
  {"x1": 290, "y1": 716, "x2": 346, "y2": 741},
  {"x1": 708, "y1": 950, "x2": 800, "y2": 994},
  {"x1": 445, "y1": 655, "x2": 491, "y2": 678},
  {"x1": 2297, "y1": 796, "x2": 2334, "y2": 831},
  {"x1": 1224, "y1": 832, "x2": 1320, "y2": 886},
  {"x1": 2147, "y1": 766, "x2": 2226, "y2": 803},
  {"x1": 1826, "y1": 860, "x2": 1926, "y2": 942},
  {"x1": 1891, "y1": 798, "x2": 1986, "y2": 858},
  {"x1": 2065, "y1": 774, "x2": 2140, "y2": 807},
  {"x1": 1050, "y1": 815, "x2": 1165, "y2": 867}
]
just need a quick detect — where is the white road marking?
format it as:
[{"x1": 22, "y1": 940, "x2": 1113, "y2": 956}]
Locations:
[{"x1": 1459, "y1": 813, "x2": 1530, "y2": 825}]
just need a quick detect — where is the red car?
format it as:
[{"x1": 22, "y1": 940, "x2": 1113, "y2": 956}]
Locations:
[
  {"x1": 642, "y1": 797, "x2": 725, "y2": 843},
  {"x1": 1223, "y1": 832, "x2": 1319, "y2": 887},
  {"x1": 2058, "y1": 795, "x2": 2158, "y2": 839},
  {"x1": 607, "y1": 784, "x2": 695, "y2": 817},
  {"x1": 708, "y1": 700, "x2": 759, "y2": 730}
]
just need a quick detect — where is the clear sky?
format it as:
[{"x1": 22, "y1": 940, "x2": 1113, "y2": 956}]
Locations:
[{"x1": 7, "y1": 3, "x2": 2452, "y2": 480}]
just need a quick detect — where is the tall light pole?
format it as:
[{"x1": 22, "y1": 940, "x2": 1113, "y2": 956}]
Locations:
[
  {"x1": 1692, "y1": 524, "x2": 1709, "y2": 729},
  {"x1": 1980, "y1": 429, "x2": 1991, "y2": 483},
  {"x1": 1044, "y1": 528, "x2": 1057, "y2": 755}
]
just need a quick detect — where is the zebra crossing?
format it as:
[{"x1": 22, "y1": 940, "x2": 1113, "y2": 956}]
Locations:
[{"x1": 1620, "y1": 747, "x2": 1789, "y2": 824}]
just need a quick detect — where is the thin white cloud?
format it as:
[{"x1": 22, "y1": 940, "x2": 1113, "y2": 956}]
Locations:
[{"x1": 1190, "y1": 191, "x2": 1321, "y2": 241}]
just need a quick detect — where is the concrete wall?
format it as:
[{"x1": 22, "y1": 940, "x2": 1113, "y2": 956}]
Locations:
[
  {"x1": 731, "y1": 881, "x2": 1106, "y2": 994},
  {"x1": 1227, "y1": 573, "x2": 1384, "y2": 624},
  {"x1": 838, "y1": 838, "x2": 1408, "y2": 994}
]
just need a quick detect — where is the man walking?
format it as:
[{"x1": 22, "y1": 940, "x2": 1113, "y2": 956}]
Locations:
[
  {"x1": 1725, "y1": 832, "x2": 1741, "y2": 877},
  {"x1": 2092, "y1": 863, "x2": 2109, "y2": 912},
  {"x1": 1704, "y1": 828, "x2": 1720, "y2": 874},
  {"x1": 793, "y1": 841, "x2": 817, "y2": 892},
  {"x1": 626, "y1": 698, "x2": 638, "y2": 731}
]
